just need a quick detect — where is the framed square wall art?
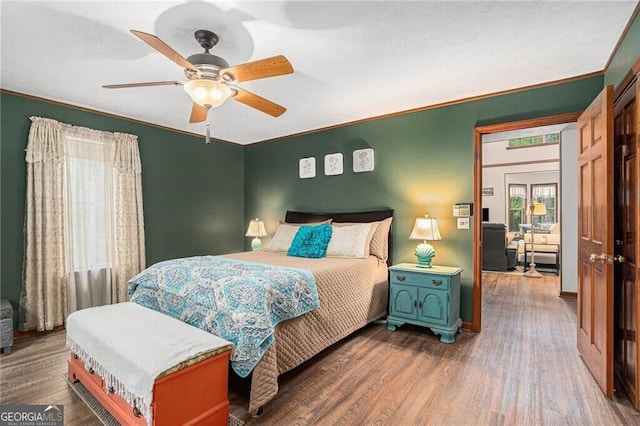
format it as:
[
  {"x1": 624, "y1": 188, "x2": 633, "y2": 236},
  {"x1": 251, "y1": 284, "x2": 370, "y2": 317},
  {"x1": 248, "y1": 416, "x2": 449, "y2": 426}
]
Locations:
[
  {"x1": 299, "y1": 157, "x2": 316, "y2": 179},
  {"x1": 324, "y1": 153, "x2": 343, "y2": 176},
  {"x1": 353, "y1": 148, "x2": 374, "y2": 173}
]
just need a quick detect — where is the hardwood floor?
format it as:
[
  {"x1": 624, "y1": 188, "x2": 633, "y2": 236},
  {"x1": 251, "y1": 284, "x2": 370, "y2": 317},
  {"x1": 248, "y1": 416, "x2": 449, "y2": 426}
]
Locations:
[{"x1": 2, "y1": 272, "x2": 639, "y2": 425}]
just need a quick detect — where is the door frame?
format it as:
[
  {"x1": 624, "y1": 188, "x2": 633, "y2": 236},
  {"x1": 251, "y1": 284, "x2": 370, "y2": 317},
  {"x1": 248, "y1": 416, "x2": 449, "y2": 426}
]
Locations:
[{"x1": 471, "y1": 112, "x2": 581, "y2": 332}]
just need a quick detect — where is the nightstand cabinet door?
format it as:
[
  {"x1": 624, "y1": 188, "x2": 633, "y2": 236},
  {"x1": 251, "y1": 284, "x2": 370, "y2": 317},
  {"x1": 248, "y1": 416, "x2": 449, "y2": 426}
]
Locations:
[
  {"x1": 389, "y1": 285, "x2": 417, "y2": 320},
  {"x1": 417, "y1": 288, "x2": 448, "y2": 326},
  {"x1": 387, "y1": 263, "x2": 463, "y2": 344}
]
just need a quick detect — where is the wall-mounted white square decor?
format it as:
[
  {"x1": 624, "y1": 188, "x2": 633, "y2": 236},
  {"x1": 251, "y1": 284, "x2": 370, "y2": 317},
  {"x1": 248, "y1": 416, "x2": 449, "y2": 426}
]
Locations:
[
  {"x1": 353, "y1": 148, "x2": 374, "y2": 173},
  {"x1": 299, "y1": 157, "x2": 316, "y2": 179},
  {"x1": 324, "y1": 153, "x2": 343, "y2": 176}
]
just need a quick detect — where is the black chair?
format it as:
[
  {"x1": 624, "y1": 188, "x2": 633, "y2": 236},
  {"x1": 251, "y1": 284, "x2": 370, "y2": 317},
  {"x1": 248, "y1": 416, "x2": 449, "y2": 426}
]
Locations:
[{"x1": 482, "y1": 222, "x2": 517, "y2": 271}]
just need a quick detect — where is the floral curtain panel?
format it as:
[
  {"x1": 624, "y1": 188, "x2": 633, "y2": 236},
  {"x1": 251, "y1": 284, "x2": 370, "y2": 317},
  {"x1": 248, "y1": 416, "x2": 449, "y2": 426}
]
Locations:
[
  {"x1": 21, "y1": 117, "x2": 68, "y2": 331},
  {"x1": 20, "y1": 117, "x2": 146, "y2": 331},
  {"x1": 112, "y1": 132, "x2": 146, "y2": 303}
]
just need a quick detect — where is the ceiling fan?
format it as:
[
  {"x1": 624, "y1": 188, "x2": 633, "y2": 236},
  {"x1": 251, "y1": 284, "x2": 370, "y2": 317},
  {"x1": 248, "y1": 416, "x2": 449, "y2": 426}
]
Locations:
[{"x1": 103, "y1": 29, "x2": 294, "y2": 123}]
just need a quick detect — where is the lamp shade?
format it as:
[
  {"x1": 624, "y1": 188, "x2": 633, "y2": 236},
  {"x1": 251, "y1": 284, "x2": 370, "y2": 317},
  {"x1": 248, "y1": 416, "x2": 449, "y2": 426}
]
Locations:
[
  {"x1": 531, "y1": 202, "x2": 547, "y2": 216},
  {"x1": 183, "y1": 79, "x2": 232, "y2": 108},
  {"x1": 409, "y1": 215, "x2": 442, "y2": 241},
  {"x1": 245, "y1": 219, "x2": 267, "y2": 237}
]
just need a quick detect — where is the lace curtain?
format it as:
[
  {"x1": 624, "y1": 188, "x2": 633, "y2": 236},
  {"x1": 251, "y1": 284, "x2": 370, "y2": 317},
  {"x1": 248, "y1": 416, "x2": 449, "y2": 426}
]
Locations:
[{"x1": 20, "y1": 117, "x2": 145, "y2": 331}]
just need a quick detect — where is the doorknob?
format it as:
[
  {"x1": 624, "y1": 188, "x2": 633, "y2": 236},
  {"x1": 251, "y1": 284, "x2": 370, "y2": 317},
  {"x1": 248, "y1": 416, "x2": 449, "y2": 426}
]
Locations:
[{"x1": 590, "y1": 253, "x2": 625, "y2": 263}]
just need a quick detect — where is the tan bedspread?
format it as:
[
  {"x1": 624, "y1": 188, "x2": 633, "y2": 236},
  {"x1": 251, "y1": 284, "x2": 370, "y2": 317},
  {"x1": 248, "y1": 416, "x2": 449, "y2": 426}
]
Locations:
[{"x1": 223, "y1": 251, "x2": 389, "y2": 414}]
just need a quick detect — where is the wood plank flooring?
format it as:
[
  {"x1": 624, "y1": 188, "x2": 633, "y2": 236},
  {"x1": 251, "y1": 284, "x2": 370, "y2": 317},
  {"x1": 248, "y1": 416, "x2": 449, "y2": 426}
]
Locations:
[{"x1": 1, "y1": 272, "x2": 639, "y2": 425}]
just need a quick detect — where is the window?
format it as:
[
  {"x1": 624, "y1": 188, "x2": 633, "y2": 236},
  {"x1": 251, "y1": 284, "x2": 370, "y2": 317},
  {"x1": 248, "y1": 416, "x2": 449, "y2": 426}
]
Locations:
[
  {"x1": 65, "y1": 137, "x2": 114, "y2": 272},
  {"x1": 507, "y1": 183, "x2": 558, "y2": 232},
  {"x1": 508, "y1": 132, "x2": 561, "y2": 148},
  {"x1": 21, "y1": 117, "x2": 145, "y2": 331},
  {"x1": 531, "y1": 183, "x2": 557, "y2": 224},
  {"x1": 508, "y1": 184, "x2": 527, "y2": 232}
]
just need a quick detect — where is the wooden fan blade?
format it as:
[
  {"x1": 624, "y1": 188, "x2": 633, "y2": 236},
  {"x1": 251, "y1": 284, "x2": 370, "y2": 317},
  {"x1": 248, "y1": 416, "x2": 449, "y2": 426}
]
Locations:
[
  {"x1": 231, "y1": 87, "x2": 286, "y2": 117},
  {"x1": 103, "y1": 81, "x2": 182, "y2": 89},
  {"x1": 130, "y1": 30, "x2": 196, "y2": 71},
  {"x1": 189, "y1": 103, "x2": 209, "y2": 123},
  {"x1": 221, "y1": 55, "x2": 293, "y2": 83}
]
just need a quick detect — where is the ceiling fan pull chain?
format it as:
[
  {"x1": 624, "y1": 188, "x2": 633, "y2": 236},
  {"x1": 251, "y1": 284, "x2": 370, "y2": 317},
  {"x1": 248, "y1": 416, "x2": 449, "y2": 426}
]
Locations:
[{"x1": 205, "y1": 122, "x2": 211, "y2": 144}]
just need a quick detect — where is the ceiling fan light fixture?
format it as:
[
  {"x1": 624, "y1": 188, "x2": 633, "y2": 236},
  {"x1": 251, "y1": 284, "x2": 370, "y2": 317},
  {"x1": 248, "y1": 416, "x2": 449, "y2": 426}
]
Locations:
[
  {"x1": 107, "y1": 30, "x2": 292, "y2": 119},
  {"x1": 184, "y1": 79, "x2": 232, "y2": 108}
]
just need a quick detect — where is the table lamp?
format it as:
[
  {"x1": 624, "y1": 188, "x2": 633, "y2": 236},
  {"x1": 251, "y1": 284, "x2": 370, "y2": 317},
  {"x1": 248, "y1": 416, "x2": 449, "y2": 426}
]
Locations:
[
  {"x1": 409, "y1": 213, "x2": 442, "y2": 268},
  {"x1": 245, "y1": 218, "x2": 267, "y2": 250}
]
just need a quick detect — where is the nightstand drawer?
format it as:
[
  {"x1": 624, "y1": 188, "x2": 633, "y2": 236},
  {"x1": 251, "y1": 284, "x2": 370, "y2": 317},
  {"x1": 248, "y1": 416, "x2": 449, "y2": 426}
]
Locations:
[{"x1": 390, "y1": 271, "x2": 451, "y2": 290}]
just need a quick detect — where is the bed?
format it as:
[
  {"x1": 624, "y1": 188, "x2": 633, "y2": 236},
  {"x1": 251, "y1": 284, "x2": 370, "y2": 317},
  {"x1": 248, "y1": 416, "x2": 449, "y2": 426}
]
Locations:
[{"x1": 129, "y1": 209, "x2": 393, "y2": 415}]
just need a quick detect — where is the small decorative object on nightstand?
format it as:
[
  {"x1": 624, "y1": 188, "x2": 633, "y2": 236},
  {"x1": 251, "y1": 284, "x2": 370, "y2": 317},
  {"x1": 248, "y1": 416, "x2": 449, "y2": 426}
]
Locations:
[
  {"x1": 387, "y1": 263, "x2": 462, "y2": 343},
  {"x1": 245, "y1": 218, "x2": 267, "y2": 250}
]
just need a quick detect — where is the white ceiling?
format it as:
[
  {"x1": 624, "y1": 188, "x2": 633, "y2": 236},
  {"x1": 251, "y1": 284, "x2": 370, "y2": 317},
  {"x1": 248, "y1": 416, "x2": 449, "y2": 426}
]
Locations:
[{"x1": 1, "y1": 1, "x2": 637, "y2": 145}]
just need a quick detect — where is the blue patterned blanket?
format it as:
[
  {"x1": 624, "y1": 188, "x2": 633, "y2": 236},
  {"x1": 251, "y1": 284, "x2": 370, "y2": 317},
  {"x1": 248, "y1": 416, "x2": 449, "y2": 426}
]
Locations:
[{"x1": 128, "y1": 256, "x2": 319, "y2": 377}]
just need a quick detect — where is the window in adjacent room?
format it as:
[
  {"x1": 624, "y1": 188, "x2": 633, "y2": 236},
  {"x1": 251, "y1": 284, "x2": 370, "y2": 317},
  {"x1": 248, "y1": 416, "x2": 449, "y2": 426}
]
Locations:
[
  {"x1": 531, "y1": 183, "x2": 557, "y2": 224},
  {"x1": 508, "y1": 132, "x2": 561, "y2": 148},
  {"x1": 508, "y1": 184, "x2": 527, "y2": 232}
]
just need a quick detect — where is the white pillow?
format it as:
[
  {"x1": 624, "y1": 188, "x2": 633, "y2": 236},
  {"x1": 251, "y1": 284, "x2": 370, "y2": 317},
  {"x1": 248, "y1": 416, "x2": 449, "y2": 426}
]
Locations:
[
  {"x1": 265, "y1": 223, "x2": 300, "y2": 252},
  {"x1": 326, "y1": 222, "x2": 378, "y2": 258}
]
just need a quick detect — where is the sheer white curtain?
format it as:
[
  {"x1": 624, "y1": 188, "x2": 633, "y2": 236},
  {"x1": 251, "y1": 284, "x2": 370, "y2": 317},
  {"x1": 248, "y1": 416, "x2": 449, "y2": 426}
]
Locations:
[
  {"x1": 64, "y1": 127, "x2": 116, "y2": 312},
  {"x1": 20, "y1": 117, "x2": 145, "y2": 331}
]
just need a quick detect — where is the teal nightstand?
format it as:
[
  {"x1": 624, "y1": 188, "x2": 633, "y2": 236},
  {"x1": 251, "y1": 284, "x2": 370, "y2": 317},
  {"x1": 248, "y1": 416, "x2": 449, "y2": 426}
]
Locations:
[{"x1": 387, "y1": 263, "x2": 463, "y2": 343}]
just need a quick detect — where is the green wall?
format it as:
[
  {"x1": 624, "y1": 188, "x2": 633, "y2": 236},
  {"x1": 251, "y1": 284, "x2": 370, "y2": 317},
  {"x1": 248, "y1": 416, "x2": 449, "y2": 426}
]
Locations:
[
  {"x1": 605, "y1": 11, "x2": 640, "y2": 88},
  {"x1": 244, "y1": 75, "x2": 605, "y2": 322},
  {"x1": 0, "y1": 92, "x2": 245, "y2": 325}
]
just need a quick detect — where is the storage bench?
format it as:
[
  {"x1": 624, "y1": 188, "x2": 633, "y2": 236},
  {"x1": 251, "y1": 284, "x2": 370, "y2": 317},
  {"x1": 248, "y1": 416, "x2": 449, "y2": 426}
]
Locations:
[
  {"x1": 0, "y1": 299, "x2": 13, "y2": 354},
  {"x1": 66, "y1": 302, "x2": 233, "y2": 425}
]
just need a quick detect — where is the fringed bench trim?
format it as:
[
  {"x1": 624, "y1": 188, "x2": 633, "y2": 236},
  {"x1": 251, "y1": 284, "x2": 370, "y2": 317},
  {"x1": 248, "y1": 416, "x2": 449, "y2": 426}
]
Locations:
[{"x1": 67, "y1": 335, "x2": 152, "y2": 424}]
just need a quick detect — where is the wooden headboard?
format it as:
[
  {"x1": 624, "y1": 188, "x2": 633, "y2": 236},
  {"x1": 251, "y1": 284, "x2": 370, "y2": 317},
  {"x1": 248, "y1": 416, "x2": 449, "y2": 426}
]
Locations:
[{"x1": 284, "y1": 209, "x2": 394, "y2": 266}]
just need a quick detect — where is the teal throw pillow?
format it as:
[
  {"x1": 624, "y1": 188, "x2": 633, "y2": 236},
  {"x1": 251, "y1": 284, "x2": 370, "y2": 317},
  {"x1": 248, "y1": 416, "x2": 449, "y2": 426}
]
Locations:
[{"x1": 287, "y1": 224, "x2": 333, "y2": 258}]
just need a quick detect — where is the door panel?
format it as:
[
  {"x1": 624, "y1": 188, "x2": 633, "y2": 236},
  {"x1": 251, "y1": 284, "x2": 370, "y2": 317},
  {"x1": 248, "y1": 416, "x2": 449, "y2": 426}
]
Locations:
[
  {"x1": 625, "y1": 272, "x2": 638, "y2": 391},
  {"x1": 579, "y1": 259, "x2": 592, "y2": 335},
  {"x1": 593, "y1": 262, "x2": 608, "y2": 351},
  {"x1": 577, "y1": 85, "x2": 614, "y2": 396},
  {"x1": 593, "y1": 155, "x2": 605, "y2": 244},
  {"x1": 579, "y1": 163, "x2": 591, "y2": 239},
  {"x1": 625, "y1": 149, "x2": 636, "y2": 260}
]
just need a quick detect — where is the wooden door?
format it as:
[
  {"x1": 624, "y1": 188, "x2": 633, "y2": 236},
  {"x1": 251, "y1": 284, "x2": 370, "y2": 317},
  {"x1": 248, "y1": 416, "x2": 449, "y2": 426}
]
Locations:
[
  {"x1": 577, "y1": 86, "x2": 615, "y2": 396},
  {"x1": 614, "y1": 77, "x2": 639, "y2": 408}
]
